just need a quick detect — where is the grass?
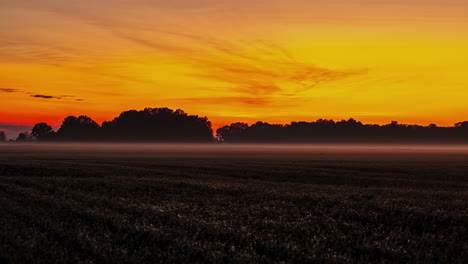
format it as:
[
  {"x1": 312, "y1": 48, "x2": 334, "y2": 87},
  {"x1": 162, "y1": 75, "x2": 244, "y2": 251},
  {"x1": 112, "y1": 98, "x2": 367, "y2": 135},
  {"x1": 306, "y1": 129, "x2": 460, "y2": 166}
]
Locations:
[{"x1": 0, "y1": 143, "x2": 467, "y2": 263}]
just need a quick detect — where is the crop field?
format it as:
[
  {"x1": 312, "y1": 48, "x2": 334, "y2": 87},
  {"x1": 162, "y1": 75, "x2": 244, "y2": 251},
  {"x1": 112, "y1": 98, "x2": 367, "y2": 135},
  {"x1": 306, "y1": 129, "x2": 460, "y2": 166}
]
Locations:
[{"x1": 0, "y1": 143, "x2": 467, "y2": 263}]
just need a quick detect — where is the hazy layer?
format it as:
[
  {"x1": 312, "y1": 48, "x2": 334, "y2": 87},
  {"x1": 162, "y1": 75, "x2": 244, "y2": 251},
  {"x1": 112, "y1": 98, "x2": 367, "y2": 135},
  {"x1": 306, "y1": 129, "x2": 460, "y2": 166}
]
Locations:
[{"x1": 2, "y1": 143, "x2": 468, "y2": 158}]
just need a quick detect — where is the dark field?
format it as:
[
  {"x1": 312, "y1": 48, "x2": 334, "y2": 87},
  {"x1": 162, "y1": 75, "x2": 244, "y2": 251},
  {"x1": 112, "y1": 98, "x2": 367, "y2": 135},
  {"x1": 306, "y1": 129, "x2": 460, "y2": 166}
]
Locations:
[{"x1": 0, "y1": 144, "x2": 467, "y2": 263}]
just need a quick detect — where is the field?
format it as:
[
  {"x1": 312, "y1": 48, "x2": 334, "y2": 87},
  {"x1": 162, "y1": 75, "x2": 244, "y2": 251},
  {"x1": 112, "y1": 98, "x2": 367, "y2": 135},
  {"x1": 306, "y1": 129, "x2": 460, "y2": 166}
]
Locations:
[{"x1": 0, "y1": 143, "x2": 467, "y2": 263}]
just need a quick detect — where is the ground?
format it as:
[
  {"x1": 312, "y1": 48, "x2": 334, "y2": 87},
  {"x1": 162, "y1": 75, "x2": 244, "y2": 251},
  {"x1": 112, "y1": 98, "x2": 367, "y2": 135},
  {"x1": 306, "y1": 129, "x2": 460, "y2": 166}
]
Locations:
[{"x1": 0, "y1": 143, "x2": 467, "y2": 263}]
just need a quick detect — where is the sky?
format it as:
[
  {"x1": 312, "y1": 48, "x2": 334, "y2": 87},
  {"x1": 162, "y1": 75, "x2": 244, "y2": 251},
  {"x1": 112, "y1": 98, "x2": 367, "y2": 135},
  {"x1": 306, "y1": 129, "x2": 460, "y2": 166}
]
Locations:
[{"x1": 1, "y1": 0, "x2": 468, "y2": 137}]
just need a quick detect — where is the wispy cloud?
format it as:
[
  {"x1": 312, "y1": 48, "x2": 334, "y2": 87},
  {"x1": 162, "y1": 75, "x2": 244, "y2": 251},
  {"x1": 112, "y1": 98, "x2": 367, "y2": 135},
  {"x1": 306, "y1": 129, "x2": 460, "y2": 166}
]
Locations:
[
  {"x1": 181, "y1": 48, "x2": 362, "y2": 97},
  {"x1": 108, "y1": 29, "x2": 365, "y2": 97},
  {"x1": 2, "y1": 89, "x2": 83, "y2": 101},
  {"x1": 57, "y1": 16, "x2": 365, "y2": 97},
  {"x1": 31, "y1": 94, "x2": 60, "y2": 99},
  {"x1": 115, "y1": 33, "x2": 195, "y2": 54},
  {"x1": 0, "y1": 3, "x2": 366, "y2": 107},
  {"x1": 0, "y1": 88, "x2": 20, "y2": 93},
  {"x1": 165, "y1": 96, "x2": 274, "y2": 106}
]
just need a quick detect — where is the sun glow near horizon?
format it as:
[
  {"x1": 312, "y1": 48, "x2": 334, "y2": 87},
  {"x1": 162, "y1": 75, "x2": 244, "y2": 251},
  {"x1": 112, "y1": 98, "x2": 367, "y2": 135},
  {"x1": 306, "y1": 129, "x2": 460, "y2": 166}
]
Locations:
[{"x1": 1, "y1": 0, "x2": 468, "y2": 131}]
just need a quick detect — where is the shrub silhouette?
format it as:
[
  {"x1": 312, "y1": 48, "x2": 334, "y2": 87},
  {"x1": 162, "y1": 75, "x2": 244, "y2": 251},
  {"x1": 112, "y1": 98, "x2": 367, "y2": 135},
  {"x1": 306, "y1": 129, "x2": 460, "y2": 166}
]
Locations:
[{"x1": 0, "y1": 131, "x2": 5, "y2": 142}]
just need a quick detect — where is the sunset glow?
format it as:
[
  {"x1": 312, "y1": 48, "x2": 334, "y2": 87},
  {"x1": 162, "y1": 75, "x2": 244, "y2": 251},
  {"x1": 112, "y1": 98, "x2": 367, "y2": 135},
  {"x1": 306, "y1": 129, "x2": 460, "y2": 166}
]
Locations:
[{"x1": 1, "y1": 0, "x2": 468, "y2": 134}]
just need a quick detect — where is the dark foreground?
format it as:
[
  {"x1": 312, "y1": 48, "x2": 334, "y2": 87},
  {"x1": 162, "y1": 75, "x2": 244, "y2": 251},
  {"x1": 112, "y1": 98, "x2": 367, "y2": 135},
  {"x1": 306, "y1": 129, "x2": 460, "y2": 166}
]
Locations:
[{"x1": 0, "y1": 144, "x2": 467, "y2": 263}]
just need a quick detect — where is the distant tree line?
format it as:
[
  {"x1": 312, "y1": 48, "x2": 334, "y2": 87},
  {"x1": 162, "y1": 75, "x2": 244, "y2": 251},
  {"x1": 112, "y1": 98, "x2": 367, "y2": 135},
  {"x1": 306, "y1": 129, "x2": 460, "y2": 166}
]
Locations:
[
  {"x1": 216, "y1": 119, "x2": 468, "y2": 143},
  {"x1": 1, "y1": 108, "x2": 468, "y2": 143}
]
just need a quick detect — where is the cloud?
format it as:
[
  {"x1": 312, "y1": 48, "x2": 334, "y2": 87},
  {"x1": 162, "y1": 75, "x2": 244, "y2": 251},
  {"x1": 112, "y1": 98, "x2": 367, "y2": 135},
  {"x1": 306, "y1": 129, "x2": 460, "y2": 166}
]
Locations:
[
  {"x1": 30, "y1": 93, "x2": 82, "y2": 100},
  {"x1": 0, "y1": 88, "x2": 19, "y2": 93},
  {"x1": 1, "y1": 87, "x2": 84, "y2": 101},
  {"x1": 31, "y1": 94, "x2": 60, "y2": 99},
  {"x1": 143, "y1": 31, "x2": 366, "y2": 96},
  {"x1": 80, "y1": 23, "x2": 364, "y2": 96},
  {"x1": 163, "y1": 95, "x2": 307, "y2": 108},
  {"x1": 0, "y1": 41, "x2": 81, "y2": 67},
  {"x1": 95, "y1": 28, "x2": 364, "y2": 97},
  {"x1": 0, "y1": 3, "x2": 366, "y2": 106},
  {"x1": 167, "y1": 96, "x2": 273, "y2": 106},
  {"x1": 116, "y1": 34, "x2": 194, "y2": 54},
  {"x1": 188, "y1": 52, "x2": 362, "y2": 96}
]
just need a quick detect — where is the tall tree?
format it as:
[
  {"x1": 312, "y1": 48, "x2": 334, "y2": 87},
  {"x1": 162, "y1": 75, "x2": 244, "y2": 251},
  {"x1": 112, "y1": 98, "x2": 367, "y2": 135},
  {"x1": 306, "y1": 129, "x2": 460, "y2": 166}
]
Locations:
[
  {"x1": 102, "y1": 107, "x2": 213, "y2": 142},
  {"x1": 56, "y1": 115, "x2": 100, "y2": 141},
  {"x1": 31, "y1": 123, "x2": 54, "y2": 140}
]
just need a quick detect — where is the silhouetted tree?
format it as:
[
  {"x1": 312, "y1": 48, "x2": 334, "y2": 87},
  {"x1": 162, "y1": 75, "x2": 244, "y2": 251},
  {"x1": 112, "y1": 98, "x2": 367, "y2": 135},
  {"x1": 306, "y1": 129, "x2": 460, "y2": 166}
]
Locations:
[
  {"x1": 31, "y1": 123, "x2": 55, "y2": 141},
  {"x1": 216, "y1": 122, "x2": 249, "y2": 142},
  {"x1": 16, "y1": 132, "x2": 32, "y2": 141},
  {"x1": 101, "y1": 107, "x2": 213, "y2": 142},
  {"x1": 0, "y1": 131, "x2": 5, "y2": 142},
  {"x1": 56, "y1": 115, "x2": 100, "y2": 141}
]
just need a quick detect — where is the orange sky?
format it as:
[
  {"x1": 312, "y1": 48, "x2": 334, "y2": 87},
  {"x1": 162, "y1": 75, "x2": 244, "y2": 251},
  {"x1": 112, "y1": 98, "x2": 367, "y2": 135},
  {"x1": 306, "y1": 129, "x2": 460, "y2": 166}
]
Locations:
[{"x1": 1, "y1": 0, "x2": 468, "y2": 135}]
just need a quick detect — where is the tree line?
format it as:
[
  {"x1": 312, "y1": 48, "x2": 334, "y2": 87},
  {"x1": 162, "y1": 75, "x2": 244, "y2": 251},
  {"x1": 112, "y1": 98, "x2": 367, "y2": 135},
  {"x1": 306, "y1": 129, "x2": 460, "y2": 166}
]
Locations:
[
  {"x1": 6, "y1": 108, "x2": 213, "y2": 142},
  {"x1": 216, "y1": 119, "x2": 468, "y2": 143},
  {"x1": 1, "y1": 107, "x2": 468, "y2": 143}
]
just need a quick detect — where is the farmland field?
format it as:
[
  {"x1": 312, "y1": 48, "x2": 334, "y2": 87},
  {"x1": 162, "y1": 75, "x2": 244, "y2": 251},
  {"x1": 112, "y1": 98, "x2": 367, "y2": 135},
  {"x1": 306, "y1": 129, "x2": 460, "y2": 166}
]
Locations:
[{"x1": 0, "y1": 143, "x2": 467, "y2": 263}]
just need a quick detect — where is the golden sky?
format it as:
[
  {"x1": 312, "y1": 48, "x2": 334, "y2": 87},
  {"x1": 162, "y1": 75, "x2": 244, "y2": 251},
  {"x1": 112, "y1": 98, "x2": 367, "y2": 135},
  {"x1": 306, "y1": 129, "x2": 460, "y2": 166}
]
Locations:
[{"x1": 1, "y1": 0, "x2": 468, "y2": 132}]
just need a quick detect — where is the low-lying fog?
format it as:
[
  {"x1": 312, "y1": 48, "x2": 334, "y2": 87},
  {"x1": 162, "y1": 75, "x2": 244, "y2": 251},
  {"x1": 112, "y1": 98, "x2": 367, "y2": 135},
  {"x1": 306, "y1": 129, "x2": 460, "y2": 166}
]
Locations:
[{"x1": 2, "y1": 143, "x2": 468, "y2": 156}]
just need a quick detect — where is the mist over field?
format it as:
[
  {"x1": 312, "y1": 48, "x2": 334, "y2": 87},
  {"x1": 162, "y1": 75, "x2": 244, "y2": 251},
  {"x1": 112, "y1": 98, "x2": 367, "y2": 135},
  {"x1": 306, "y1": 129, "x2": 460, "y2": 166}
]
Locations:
[{"x1": 3, "y1": 142, "x2": 468, "y2": 157}]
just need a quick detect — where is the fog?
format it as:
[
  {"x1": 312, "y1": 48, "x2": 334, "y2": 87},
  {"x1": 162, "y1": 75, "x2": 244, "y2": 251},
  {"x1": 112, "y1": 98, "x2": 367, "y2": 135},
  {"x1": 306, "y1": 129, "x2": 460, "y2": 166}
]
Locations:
[{"x1": 2, "y1": 142, "x2": 468, "y2": 158}]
